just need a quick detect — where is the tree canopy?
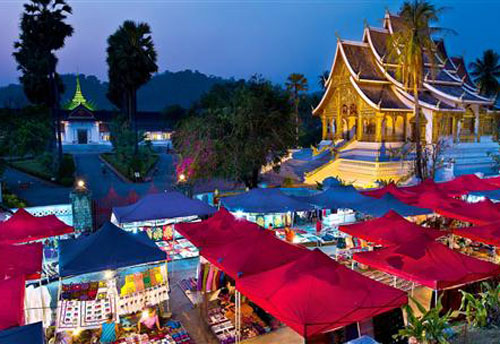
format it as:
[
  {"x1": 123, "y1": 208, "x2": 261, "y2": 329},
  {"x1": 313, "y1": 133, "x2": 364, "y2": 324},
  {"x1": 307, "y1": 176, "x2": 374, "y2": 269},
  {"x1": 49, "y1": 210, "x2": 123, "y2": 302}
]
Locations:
[
  {"x1": 173, "y1": 77, "x2": 295, "y2": 188},
  {"x1": 469, "y1": 49, "x2": 500, "y2": 98}
]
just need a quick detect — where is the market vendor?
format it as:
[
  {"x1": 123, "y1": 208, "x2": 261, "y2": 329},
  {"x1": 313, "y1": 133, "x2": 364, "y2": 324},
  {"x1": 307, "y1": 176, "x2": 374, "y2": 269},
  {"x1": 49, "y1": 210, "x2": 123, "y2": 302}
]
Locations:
[
  {"x1": 284, "y1": 226, "x2": 295, "y2": 243},
  {"x1": 138, "y1": 306, "x2": 162, "y2": 333},
  {"x1": 98, "y1": 313, "x2": 120, "y2": 344}
]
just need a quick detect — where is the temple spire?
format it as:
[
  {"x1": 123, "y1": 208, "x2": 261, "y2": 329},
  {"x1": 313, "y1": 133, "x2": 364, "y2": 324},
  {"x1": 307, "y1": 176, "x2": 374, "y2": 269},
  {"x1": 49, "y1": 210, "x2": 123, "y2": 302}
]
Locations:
[{"x1": 65, "y1": 74, "x2": 95, "y2": 111}]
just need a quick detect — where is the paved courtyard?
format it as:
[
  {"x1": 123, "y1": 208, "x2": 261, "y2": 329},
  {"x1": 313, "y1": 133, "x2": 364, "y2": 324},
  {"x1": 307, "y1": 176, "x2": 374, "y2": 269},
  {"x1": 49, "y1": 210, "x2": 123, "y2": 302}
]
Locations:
[{"x1": 3, "y1": 145, "x2": 176, "y2": 207}]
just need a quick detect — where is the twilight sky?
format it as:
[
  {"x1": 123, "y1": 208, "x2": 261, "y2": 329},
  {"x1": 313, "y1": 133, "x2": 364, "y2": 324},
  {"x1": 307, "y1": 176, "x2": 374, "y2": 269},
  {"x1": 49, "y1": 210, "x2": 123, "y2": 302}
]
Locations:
[{"x1": 0, "y1": 0, "x2": 499, "y2": 90}]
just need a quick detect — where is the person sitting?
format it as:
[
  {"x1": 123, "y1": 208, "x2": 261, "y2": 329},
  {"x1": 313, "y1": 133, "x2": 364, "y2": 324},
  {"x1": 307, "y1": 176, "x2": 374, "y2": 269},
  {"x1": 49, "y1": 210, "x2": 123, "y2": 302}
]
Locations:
[
  {"x1": 98, "y1": 313, "x2": 119, "y2": 344},
  {"x1": 138, "y1": 307, "x2": 162, "y2": 333},
  {"x1": 284, "y1": 226, "x2": 295, "y2": 243}
]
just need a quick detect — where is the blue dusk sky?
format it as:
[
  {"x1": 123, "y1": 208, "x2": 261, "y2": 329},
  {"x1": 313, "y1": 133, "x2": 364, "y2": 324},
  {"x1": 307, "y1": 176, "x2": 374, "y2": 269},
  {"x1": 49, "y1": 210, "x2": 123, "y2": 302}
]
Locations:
[{"x1": 0, "y1": 0, "x2": 499, "y2": 90}]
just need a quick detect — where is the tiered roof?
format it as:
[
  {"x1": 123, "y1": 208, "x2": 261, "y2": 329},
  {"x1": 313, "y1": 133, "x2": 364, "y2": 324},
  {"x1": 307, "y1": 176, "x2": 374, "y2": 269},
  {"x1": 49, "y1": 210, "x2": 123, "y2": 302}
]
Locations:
[{"x1": 314, "y1": 11, "x2": 496, "y2": 116}]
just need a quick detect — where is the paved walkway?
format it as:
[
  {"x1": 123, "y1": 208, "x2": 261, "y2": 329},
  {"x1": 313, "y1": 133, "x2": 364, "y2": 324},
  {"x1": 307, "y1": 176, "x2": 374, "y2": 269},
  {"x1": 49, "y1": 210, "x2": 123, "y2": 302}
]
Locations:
[{"x1": 2, "y1": 148, "x2": 176, "y2": 207}]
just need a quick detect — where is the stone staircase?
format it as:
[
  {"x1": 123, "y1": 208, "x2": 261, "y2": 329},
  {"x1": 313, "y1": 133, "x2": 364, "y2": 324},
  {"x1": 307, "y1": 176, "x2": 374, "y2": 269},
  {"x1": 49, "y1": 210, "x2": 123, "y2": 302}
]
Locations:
[
  {"x1": 443, "y1": 139, "x2": 500, "y2": 176},
  {"x1": 303, "y1": 141, "x2": 412, "y2": 188}
]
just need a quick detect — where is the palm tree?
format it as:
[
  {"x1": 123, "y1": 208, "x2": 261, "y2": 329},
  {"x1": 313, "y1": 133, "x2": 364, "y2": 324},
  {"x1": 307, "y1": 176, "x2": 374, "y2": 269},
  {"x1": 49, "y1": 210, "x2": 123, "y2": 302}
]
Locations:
[
  {"x1": 13, "y1": 0, "x2": 73, "y2": 172},
  {"x1": 469, "y1": 49, "x2": 500, "y2": 98},
  {"x1": 387, "y1": 0, "x2": 445, "y2": 180},
  {"x1": 286, "y1": 73, "x2": 308, "y2": 146},
  {"x1": 106, "y1": 21, "x2": 158, "y2": 154},
  {"x1": 318, "y1": 70, "x2": 329, "y2": 91}
]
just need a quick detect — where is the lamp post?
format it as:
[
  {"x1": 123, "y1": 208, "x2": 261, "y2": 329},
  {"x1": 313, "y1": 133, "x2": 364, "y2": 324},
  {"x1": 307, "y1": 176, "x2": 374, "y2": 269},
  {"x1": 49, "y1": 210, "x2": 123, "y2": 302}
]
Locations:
[
  {"x1": 176, "y1": 173, "x2": 193, "y2": 198},
  {"x1": 70, "y1": 178, "x2": 93, "y2": 233}
]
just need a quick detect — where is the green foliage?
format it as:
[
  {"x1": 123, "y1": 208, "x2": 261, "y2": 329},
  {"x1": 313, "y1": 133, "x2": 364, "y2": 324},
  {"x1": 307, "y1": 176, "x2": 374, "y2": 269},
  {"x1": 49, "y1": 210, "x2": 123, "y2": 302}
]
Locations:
[
  {"x1": 173, "y1": 76, "x2": 295, "y2": 188},
  {"x1": 396, "y1": 296, "x2": 452, "y2": 344},
  {"x1": 460, "y1": 282, "x2": 500, "y2": 329},
  {"x1": 469, "y1": 50, "x2": 500, "y2": 97},
  {"x1": 9, "y1": 154, "x2": 74, "y2": 186},
  {"x1": 0, "y1": 106, "x2": 51, "y2": 158},
  {"x1": 2, "y1": 193, "x2": 27, "y2": 209},
  {"x1": 13, "y1": 0, "x2": 74, "y2": 171},
  {"x1": 106, "y1": 114, "x2": 157, "y2": 181},
  {"x1": 387, "y1": 0, "x2": 447, "y2": 180},
  {"x1": 106, "y1": 20, "x2": 158, "y2": 153},
  {"x1": 285, "y1": 73, "x2": 309, "y2": 146}
]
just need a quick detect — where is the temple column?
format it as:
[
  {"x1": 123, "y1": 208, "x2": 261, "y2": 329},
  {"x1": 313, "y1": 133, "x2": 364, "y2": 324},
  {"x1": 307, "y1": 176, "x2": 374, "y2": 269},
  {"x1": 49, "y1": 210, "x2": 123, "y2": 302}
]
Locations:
[
  {"x1": 475, "y1": 111, "x2": 481, "y2": 142},
  {"x1": 375, "y1": 112, "x2": 384, "y2": 142},
  {"x1": 452, "y1": 116, "x2": 458, "y2": 143},
  {"x1": 321, "y1": 116, "x2": 327, "y2": 140},
  {"x1": 335, "y1": 115, "x2": 342, "y2": 140},
  {"x1": 357, "y1": 113, "x2": 363, "y2": 140},
  {"x1": 403, "y1": 114, "x2": 408, "y2": 141}
]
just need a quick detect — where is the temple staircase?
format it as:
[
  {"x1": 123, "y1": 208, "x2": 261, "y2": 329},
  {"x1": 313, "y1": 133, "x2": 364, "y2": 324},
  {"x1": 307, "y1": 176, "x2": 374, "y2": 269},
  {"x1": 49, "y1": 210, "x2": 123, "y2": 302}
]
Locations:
[
  {"x1": 442, "y1": 139, "x2": 500, "y2": 176},
  {"x1": 304, "y1": 141, "x2": 412, "y2": 188}
]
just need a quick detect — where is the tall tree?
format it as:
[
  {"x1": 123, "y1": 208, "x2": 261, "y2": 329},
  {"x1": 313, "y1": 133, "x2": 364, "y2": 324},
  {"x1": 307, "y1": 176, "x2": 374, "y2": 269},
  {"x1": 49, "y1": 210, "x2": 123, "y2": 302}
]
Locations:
[
  {"x1": 387, "y1": 1, "x2": 444, "y2": 180},
  {"x1": 173, "y1": 77, "x2": 295, "y2": 188},
  {"x1": 13, "y1": 0, "x2": 73, "y2": 171},
  {"x1": 106, "y1": 20, "x2": 158, "y2": 154},
  {"x1": 318, "y1": 70, "x2": 329, "y2": 91},
  {"x1": 285, "y1": 73, "x2": 308, "y2": 146},
  {"x1": 469, "y1": 49, "x2": 500, "y2": 98}
]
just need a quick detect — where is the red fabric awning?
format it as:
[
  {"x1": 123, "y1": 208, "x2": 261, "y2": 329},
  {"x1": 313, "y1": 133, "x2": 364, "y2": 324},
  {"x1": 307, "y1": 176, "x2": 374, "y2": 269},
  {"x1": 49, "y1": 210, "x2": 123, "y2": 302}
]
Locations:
[
  {"x1": 339, "y1": 210, "x2": 444, "y2": 246},
  {"x1": 435, "y1": 199, "x2": 500, "y2": 225},
  {"x1": 237, "y1": 249, "x2": 407, "y2": 338},
  {"x1": 438, "y1": 174, "x2": 499, "y2": 196},
  {"x1": 178, "y1": 210, "x2": 407, "y2": 338},
  {"x1": 0, "y1": 209, "x2": 73, "y2": 244},
  {"x1": 452, "y1": 222, "x2": 500, "y2": 247},
  {"x1": 362, "y1": 183, "x2": 419, "y2": 204},
  {"x1": 0, "y1": 243, "x2": 43, "y2": 280},
  {"x1": 353, "y1": 240, "x2": 500, "y2": 290},
  {"x1": 0, "y1": 276, "x2": 26, "y2": 330}
]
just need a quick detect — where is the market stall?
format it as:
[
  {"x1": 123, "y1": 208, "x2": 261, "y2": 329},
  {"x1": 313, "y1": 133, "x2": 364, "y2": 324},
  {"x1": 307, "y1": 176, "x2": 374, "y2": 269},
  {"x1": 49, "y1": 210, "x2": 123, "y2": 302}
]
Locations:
[
  {"x1": 0, "y1": 321, "x2": 44, "y2": 344},
  {"x1": 56, "y1": 222, "x2": 193, "y2": 343},
  {"x1": 451, "y1": 222, "x2": 500, "y2": 262},
  {"x1": 434, "y1": 198, "x2": 500, "y2": 225},
  {"x1": 0, "y1": 208, "x2": 74, "y2": 280},
  {"x1": 353, "y1": 238, "x2": 500, "y2": 311},
  {"x1": 220, "y1": 187, "x2": 316, "y2": 228},
  {"x1": 0, "y1": 276, "x2": 26, "y2": 331},
  {"x1": 339, "y1": 211, "x2": 444, "y2": 247},
  {"x1": 0, "y1": 208, "x2": 73, "y2": 244},
  {"x1": 177, "y1": 210, "x2": 408, "y2": 343},
  {"x1": 111, "y1": 192, "x2": 216, "y2": 260}
]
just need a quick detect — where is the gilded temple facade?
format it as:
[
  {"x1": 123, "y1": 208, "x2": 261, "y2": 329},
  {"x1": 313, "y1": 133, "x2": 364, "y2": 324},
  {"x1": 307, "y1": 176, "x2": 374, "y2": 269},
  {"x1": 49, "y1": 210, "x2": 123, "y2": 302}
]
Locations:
[{"x1": 304, "y1": 12, "x2": 500, "y2": 188}]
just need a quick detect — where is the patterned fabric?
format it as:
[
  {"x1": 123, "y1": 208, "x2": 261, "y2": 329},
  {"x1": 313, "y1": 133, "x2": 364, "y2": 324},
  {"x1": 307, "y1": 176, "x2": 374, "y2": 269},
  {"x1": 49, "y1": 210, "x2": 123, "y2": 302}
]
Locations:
[{"x1": 100, "y1": 322, "x2": 116, "y2": 343}]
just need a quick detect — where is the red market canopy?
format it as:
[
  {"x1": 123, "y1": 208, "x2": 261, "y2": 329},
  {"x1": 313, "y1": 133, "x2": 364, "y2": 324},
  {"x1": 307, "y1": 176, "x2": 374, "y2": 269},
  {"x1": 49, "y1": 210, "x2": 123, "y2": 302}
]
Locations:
[
  {"x1": 362, "y1": 184, "x2": 419, "y2": 204},
  {"x1": 339, "y1": 211, "x2": 444, "y2": 246},
  {"x1": 0, "y1": 243, "x2": 43, "y2": 280},
  {"x1": 237, "y1": 249, "x2": 407, "y2": 338},
  {"x1": 438, "y1": 174, "x2": 499, "y2": 196},
  {"x1": 353, "y1": 239, "x2": 500, "y2": 290},
  {"x1": 435, "y1": 199, "x2": 500, "y2": 225},
  {"x1": 0, "y1": 276, "x2": 26, "y2": 330},
  {"x1": 452, "y1": 222, "x2": 500, "y2": 247},
  {"x1": 0, "y1": 209, "x2": 73, "y2": 244},
  {"x1": 177, "y1": 209, "x2": 306, "y2": 277},
  {"x1": 175, "y1": 208, "x2": 254, "y2": 249}
]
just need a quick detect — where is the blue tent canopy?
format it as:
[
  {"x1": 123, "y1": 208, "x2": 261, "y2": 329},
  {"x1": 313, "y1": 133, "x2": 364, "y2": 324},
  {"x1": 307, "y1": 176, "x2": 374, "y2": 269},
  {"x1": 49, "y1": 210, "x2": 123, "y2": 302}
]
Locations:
[
  {"x1": 354, "y1": 194, "x2": 432, "y2": 217},
  {"x1": 470, "y1": 189, "x2": 500, "y2": 201},
  {"x1": 59, "y1": 222, "x2": 166, "y2": 277},
  {"x1": 295, "y1": 185, "x2": 373, "y2": 209},
  {"x1": 221, "y1": 188, "x2": 316, "y2": 213},
  {"x1": 112, "y1": 191, "x2": 216, "y2": 224},
  {"x1": 0, "y1": 322, "x2": 44, "y2": 344}
]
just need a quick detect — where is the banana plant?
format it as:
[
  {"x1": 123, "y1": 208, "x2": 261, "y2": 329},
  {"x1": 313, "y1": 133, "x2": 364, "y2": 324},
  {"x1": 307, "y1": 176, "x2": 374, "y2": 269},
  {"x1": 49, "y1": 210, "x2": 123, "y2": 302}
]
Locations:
[
  {"x1": 460, "y1": 282, "x2": 500, "y2": 328},
  {"x1": 396, "y1": 296, "x2": 452, "y2": 344}
]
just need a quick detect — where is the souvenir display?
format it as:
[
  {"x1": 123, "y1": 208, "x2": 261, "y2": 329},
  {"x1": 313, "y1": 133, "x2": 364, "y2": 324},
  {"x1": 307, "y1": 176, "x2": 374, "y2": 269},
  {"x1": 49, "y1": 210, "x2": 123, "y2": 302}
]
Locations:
[
  {"x1": 113, "y1": 319, "x2": 194, "y2": 344},
  {"x1": 118, "y1": 284, "x2": 169, "y2": 316}
]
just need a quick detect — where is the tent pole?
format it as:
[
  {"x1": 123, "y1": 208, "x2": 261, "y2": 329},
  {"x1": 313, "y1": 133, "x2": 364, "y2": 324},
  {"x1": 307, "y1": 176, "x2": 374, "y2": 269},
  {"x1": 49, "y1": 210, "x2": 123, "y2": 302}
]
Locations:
[
  {"x1": 411, "y1": 282, "x2": 415, "y2": 297},
  {"x1": 434, "y1": 290, "x2": 438, "y2": 308},
  {"x1": 356, "y1": 321, "x2": 361, "y2": 338},
  {"x1": 56, "y1": 276, "x2": 62, "y2": 331}
]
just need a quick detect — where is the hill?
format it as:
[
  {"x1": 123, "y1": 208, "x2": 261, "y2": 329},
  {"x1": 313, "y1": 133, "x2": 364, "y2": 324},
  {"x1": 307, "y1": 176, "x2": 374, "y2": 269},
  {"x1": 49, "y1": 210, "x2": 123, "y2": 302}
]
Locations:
[{"x1": 0, "y1": 70, "x2": 230, "y2": 111}]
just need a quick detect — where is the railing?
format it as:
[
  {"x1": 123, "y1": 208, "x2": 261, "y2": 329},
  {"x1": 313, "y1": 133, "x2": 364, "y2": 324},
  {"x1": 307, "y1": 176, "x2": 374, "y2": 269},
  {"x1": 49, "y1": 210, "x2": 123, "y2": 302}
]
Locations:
[{"x1": 458, "y1": 134, "x2": 476, "y2": 143}]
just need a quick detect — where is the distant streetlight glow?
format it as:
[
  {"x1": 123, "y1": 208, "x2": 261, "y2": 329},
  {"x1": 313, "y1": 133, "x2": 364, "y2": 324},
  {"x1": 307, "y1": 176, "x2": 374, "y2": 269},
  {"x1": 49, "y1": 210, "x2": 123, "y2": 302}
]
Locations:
[
  {"x1": 76, "y1": 179, "x2": 85, "y2": 189},
  {"x1": 178, "y1": 173, "x2": 186, "y2": 182}
]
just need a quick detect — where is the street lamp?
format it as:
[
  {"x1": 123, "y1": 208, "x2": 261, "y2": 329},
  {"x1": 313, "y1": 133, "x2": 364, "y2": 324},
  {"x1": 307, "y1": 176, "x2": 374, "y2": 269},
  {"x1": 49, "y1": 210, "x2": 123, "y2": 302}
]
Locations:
[
  {"x1": 76, "y1": 179, "x2": 86, "y2": 190},
  {"x1": 178, "y1": 173, "x2": 186, "y2": 183}
]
